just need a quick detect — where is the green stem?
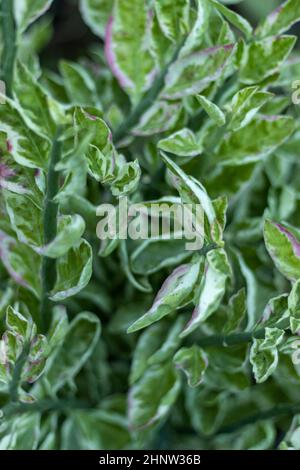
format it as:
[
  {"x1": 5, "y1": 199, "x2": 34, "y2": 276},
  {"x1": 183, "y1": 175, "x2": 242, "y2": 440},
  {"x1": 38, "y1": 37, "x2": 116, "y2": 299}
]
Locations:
[
  {"x1": 8, "y1": 341, "x2": 31, "y2": 402},
  {"x1": 1, "y1": 0, "x2": 16, "y2": 97},
  {"x1": 197, "y1": 316, "x2": 290, "y2": 348},
  {"x1": 218, "y1": 402, "x2": 300, "y2": 435},
  {"x1": 2, "y1": 398, "x2": 91, "y2": 421},
  {"x1": 197, "y1": 328, "x2": 265, "y2": 348},
  {"x1": 114, "y1": 39, "x2": 186, "y2": 144},
  {"x1": 40, "y1": 127, "x2": 62, "y2": 333}
]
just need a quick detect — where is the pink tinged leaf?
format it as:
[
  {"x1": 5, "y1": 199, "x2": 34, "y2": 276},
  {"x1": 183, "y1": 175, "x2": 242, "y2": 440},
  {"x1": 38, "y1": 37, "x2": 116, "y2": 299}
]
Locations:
[
  {"x1": 127, "y1": 387, "x2": 165, "y2": 432},
  {"x1": 85, "y1": 112, "x2": 98, "y2": 121},
  {"x1": 0, "y1": 163, "x2": 15, "y2": 179},
  {"x1": 205, "y1": 44, "x2": 234, "y2": 55},
  {"x1": 267, "y1": 5, "x2": 284, "y2": 26},
  {"x1": 151, "y1": 264, "x2": 190, "y2": 310},
  {"x1": 184, "y1": 305, "x2": 200, "y2": 331},
  {"x1": 261, "y1": 114, "x2": 282, "y2": 122},
  {"x1": 275, "y1": 223, "x2": 300, "y2": 257},
  {"x1": 145, "y1": 68, "x2": 157, "y2": 90},
  {"x1": 262, "y1": 304, "x2": 273, "y2": 323},
  {"x1": 0, "y1": 180, "x2": 29, "y2": 194},
  {"x1": 104, "y1": 16, "x2": 134, "y2": 90},
  {"x1": 0, "y1": 162, "x2": 29, "y2": 194}
]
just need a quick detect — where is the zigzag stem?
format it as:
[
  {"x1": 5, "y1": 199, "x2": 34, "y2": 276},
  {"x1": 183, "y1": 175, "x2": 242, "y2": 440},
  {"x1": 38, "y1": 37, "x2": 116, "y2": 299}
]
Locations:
[{"x1": 40, "y1": 127, "x2": 62, "y2": 333}]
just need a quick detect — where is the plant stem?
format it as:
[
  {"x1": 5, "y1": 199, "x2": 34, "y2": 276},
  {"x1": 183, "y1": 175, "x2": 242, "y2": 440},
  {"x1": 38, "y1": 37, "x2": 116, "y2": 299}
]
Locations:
[
  {"x1": 1, "y1": 0, "x2": 16, "y2": 98},
  {"x1": 218, "y1": 402, "x2": 300, "y2": 435},
  {"x1": 40, "y1": 127, "x2": 62, "y2": 333},
  {"x1": 8, "y1": 341, "x2": 31, "y2": 402},
  {"x1": 197, "y1": 328, "x2": 265, "y2": 348},
  {"x1": 2, "y1": 398, "x2": 91, "y2": 421},
  {"x1": 114, "y1": 39, "x2": 186, "y2": 144},
  {"x1": 197, "y1": 316, "x2": 291, "y2": 348}
]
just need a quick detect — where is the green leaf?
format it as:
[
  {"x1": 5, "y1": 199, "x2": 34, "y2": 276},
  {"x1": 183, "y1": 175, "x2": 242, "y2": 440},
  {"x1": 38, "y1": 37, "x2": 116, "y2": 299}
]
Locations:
[
  {"x1": 206, "y1": 161, "x2": 256, "y2": 197},
  {"x1": 257, "y1": 0, "x2": 300, "y2": 38},
  {"x1": 105, "y1": 0, "x2": 154, "y2": 104},
  {"x1": 128, "y1": 363, "x2": 180, "y2": 431},
  {"x1": 259, "y1": 327, "x2": 284, "y2": 351},
  {"x1": 6, "y1": 306, "x2": 29, "y2": 338},
  {"x1": 4, "y1": 195, "x2": 85, "y2": 258},
  {"x1": 162, "y1": 43, "x2": 234, "y2": 99},
  {"x1": 250, "y1": 339, "x2": 278, "y2": 383},
  {"x1": 130, "y1": 318, "x2": 185, "y2": 384},
  {"x1": 240, "y1": 35, "x2": 296, "y2": 84},
  {"x1": 43, "y1": 312, "x2": 100, "y2": 393},
  {"x1": 161, "y1": 153, "x2": 216, "y2": 225},
  {"x1": 59, "y1": 61, "x2": 98, "y2": 107},
  {"x1": 0, "y1": 413, "x2": 40, "y2": 450},
  {"x1": 216, "y1": 116, "x2": 295, "y2": 163},
  {"x1": 79, "y1": 0, "x2": 112, "y2": 38},
  {"x1": 210, "y1": 0, "x2": 252, "y2": 37},
  {"x1": 0, "y1": 98, "x2": 50, "y2": 169},
  {"x1": 288, "y1": 279, "x2": 300, "y2": 317},
  {"x1": 47, "y1": 305, "x2": 69, "y2": 352},
  {"x1": 4, "y1": 191, "x2": 43, "y2": 249},
  {"x1": 196, "y1": 94, "x2": 226, "y2": 127},
  {"x1": 130, "y1": 323, "x2": 164, "y2": 385},
  {"x1": 50, "y1": 239, "x2": 93, "y2": 301},
  {"x1": 119, "y1": 240, "x2": 151, "y2": 294},
  {"x1": 211, "y1": 195, "x2": 228, "y2": 245},
  {"x1": 173, "y1": 345, "x2": 208, "y2": 387},
  {"x1": 223, "y1": 288, "x2": 246, "y2": 334},
  {"x1": 228, "y1": 86, "x2": 273, "y2": 131},
  {"x1": 127, "y1": 260, "x2": 200, "y2": 333},
  {"x1": 179, "y1": 0, "x2": 211, "y2": 56},
  {"x1": 131, "y1": 239, "x2": 190, "y2": 276},
  {"x1": 111, "y1": 159, "x2": 141, "y2": 197},
  {"x1": 14, "y1": 0, "x2": 54, "y2": 33},
  {"x1": 39, "y1": 215, "x2": 86, "y2": 258},
  {"x1": 261, "y1": 294, "x2": 289, "y2": 329},
  {"x1": 0, "y1": 231, "x2": 41, "y2": 297},
  {"x1": 14, "y1": 62, "x2": 56, "y2": 139},
  {"x1": 78, "y1": 112, "x2": 115, "y2": 184},
  {"x1": 264, "y1": 220, "x2": 300, "y2": 281},
  {"x1": 181, "y1": 248, "x2": 231, "y2": 337},
  {"x1": 23, "y1": 335, "x2": 48, "y2": 383},
  {"x1": 133, "y1": 102, "x2": 182, "y2": 136},
  {"x1": 288, "y1": 279, "x2": 300, "y2": 333},
  {"x1": 154, "y1": 0, "x2": 189, "y2": 43},
  {"x1": 69, "y1": 410, "x2": 130, "y2": 450},
  {"x1": 149, "y1": 317, "x2": 185, "y2": 366},
  {"x1": 158, "y1": 128, "x2": 203, "y2": 157}
]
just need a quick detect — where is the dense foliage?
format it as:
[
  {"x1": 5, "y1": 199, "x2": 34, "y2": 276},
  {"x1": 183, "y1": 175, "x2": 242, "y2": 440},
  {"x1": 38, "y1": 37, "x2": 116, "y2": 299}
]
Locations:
[{"x1": 1, "y1": 0, "x2": 300, "y2": 450}]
